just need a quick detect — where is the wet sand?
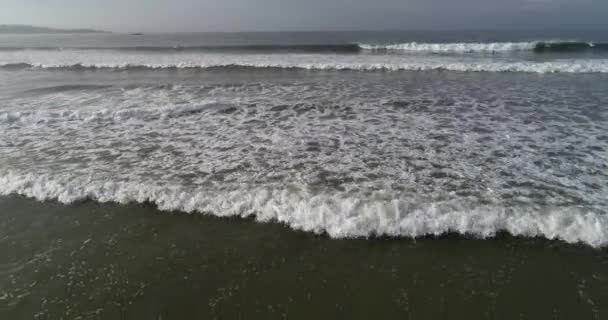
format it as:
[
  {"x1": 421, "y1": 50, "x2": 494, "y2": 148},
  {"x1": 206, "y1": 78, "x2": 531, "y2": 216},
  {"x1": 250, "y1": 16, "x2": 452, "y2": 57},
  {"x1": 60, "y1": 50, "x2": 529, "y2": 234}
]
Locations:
[{"x1": 1, "y1": 195, "x2": 606, "y2": 319}]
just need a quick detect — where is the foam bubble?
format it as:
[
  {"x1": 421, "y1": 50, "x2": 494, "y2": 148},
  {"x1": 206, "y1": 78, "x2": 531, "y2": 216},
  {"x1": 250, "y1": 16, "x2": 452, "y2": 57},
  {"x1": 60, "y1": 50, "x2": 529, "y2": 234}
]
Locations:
[
  {"x1": 0, "y1": 101, "x2": 225, "y2": 125},
  {"x1": 0, "y1": 170, "x2": 605, "y2": 247},
  {"x1": 2, "y1": 49, "x2": 608, "y2": 73},
  {"x1": 359, "y1": 41, "x2": 539, "y2": 52},
  {"x1": 1, "y1": 71, "x2": 606, "y2": 248}
]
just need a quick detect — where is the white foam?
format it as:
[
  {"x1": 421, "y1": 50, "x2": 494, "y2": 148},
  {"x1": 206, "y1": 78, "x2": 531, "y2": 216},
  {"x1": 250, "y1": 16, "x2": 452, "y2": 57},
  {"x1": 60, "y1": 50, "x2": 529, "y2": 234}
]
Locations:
[
  {"x1": 359, "y1": 41, "x2": 539, "y2": 52},
  {"x1": 2, "y1": 50, "x2": 608, "y2": 73},
  {"x1": 5, "y1": 60, "x2": 608, "y2": 74},
  {"x1": 0, "y1": 101, "x2": 225, "y2": 125},
  {"x1": 0, "y1": 170, "x2": 605, "y2": 247},
  {"x1": 358, "y1": 41, "x2": 599, "y2": 53},
  {"x1": 1, "y1": 74, "x2": 606, "y2": 249}
]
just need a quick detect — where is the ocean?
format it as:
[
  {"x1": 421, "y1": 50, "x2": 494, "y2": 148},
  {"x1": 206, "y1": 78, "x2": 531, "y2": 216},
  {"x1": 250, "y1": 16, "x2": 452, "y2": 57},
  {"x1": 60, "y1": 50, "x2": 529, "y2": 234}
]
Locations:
[{"x1": 1, "y1": 31, "x2": 607, "y2": 319}]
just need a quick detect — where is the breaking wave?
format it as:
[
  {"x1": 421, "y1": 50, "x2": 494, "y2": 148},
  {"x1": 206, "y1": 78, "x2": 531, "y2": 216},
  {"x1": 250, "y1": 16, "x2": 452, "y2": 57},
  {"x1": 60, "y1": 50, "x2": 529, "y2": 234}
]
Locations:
[
  {"x1": 0, "y1": 41, "x2": 605, "y2": 54},
  {"x1": 3, "y1": 60, "x2": 608, "y2": 73},
  {"x1": 1, "y1": 171, "x2": 606, "y2": 247},
  {"x1": 2, "y1": 43, "x2": 608, "y2": 73},
  {"x1": 359, "y1": 41, "x2": 604, "y2": 53}
]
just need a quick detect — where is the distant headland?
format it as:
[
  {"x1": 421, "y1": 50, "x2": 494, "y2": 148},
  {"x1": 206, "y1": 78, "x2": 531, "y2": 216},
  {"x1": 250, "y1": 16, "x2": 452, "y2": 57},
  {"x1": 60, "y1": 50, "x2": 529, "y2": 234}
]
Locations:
[{"x1": 0, "y1": 25, "x2": 109, "y2": 34}]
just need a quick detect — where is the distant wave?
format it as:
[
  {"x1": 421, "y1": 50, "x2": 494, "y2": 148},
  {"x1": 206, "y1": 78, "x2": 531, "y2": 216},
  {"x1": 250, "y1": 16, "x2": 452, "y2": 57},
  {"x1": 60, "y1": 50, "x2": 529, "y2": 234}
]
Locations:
[
  {"x1": 3, "y1": 60, "x2": 608, "y2": 73},
  {"x1": 1, "y1": 41, "x2": 605, "y2": 54},
  {"x1": 359, "y1": 41, "x2": 605, "y2": 53},
  {"x1": 1, "y1": 170, "x2": 606, "y2": 247},
  {"x1": 0, "y1": 44, "x2": 362, "y2": 53},
  {"x1": 2, "y1": 43, "x2": 608, "y2": 73},
  {"x1": 533, "y1": 41, "x2": 602, "y2": 53}
]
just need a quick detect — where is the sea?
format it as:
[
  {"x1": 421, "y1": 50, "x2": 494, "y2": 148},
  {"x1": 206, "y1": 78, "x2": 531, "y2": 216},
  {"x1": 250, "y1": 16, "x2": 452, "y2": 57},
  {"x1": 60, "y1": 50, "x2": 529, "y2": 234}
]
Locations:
[{"x1": 0, "y1": 30, "x2": 607, "y2": 319}]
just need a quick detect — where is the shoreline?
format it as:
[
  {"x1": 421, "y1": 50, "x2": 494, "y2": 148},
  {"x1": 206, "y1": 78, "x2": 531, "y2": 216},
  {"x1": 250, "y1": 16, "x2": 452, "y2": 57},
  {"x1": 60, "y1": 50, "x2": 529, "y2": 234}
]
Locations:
[{"x1": 1, "y1": 195, "x2": 606, "y2": 319}]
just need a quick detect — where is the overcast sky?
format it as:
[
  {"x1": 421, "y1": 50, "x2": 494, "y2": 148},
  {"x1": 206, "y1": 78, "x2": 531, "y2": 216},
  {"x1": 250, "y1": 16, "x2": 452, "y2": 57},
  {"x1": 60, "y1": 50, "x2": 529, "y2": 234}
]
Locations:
[{"x1": 2, "y1": 0, "x2": 607, "y2": 32}]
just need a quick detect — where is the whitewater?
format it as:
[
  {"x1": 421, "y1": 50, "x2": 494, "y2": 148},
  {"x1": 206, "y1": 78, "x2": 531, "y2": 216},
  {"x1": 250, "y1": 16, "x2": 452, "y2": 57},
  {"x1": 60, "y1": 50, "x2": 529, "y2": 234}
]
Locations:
[
  {"x1": 2, "y1": 49, "x2": 608, "y2": 73},
  {"x1": 1, "y1": 33, "x2": 607, "y2": 248},
  {"x1": 1, "y1": 170, "x2": 606, "y2": 246},
  {"x1": 2, "y1": 73, "x2": 607, "y2": 247}
]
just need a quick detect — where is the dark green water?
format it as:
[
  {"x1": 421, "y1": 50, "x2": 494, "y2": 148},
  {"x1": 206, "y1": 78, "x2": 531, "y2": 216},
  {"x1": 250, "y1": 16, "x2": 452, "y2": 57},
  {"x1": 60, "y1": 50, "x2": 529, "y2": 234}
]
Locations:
[{"x1": 1, "y1": 195, "x2": 606, "y2": 319}]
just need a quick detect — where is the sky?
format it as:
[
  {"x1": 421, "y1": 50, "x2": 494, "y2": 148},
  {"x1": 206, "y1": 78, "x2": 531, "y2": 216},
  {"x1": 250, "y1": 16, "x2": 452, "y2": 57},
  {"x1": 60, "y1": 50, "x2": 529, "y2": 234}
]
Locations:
[{"x1": 1, "y1": 0, "x2": 608, "y2": 32}]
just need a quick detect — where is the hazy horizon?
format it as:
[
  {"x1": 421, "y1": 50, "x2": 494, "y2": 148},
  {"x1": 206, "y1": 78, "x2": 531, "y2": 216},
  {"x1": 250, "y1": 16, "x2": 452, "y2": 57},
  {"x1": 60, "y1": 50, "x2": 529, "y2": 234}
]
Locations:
[
  {"x1": 4, "y1": 24, "x2": 608, "y2": 35},
  {"x1": 2, "y1": 0, "x2": 608, "y2": 33}
]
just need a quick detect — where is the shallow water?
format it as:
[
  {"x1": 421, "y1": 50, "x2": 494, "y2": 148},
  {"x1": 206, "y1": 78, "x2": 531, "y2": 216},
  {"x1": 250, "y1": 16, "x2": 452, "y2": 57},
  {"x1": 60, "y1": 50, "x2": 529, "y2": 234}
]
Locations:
[
  {"x1": 1, "y1": 32, "x2": 608, "y2": 318},
  {"x1": 0, "y1": 195, "x2": 607, "y2": 319},
  {"x1": 1, "y1": 68, "x2": 607, "y2": 246}
]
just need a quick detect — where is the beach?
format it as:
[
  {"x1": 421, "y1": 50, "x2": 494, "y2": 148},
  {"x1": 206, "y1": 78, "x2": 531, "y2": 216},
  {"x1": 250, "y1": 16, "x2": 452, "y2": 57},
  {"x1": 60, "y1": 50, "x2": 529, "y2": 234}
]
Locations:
[
  {"x1": 1, "y1": 31, "x2": 607, "y2": 318},
  {"x1": 1, "y1": 195, "x2": 606, "y2": 319}
]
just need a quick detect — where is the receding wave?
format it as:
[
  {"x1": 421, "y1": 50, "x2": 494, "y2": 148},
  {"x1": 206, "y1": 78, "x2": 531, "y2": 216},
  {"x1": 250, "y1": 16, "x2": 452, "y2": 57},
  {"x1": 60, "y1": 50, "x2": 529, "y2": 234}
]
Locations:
[
  {"x1": 1, "y1": 171, "x2": 605, "y2": 247},
  {"x1": 0, "y1": 101, "x2": 228, "y2": 125},
  {"x1": 3, "y1": 60, "x2": 608, "y2": 73},
  {"x1": 359, "y1": 41, "x2": 605, "y2": 53}
]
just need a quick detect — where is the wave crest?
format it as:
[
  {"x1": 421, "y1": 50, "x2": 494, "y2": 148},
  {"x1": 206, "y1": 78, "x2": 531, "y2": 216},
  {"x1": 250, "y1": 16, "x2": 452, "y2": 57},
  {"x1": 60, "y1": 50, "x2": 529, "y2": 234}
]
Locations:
[
  {"x1": 3, "y1": 60, "x2": 608, "y2": 73},
  {"x1": 359, "y1": 41, "x2": 602, "y2": 53},
  {"x1": 1, "y1": 41, "x2": 603, "y2": 54},
  {"x1": 359, "y1": 41, "x2": 538, "y2": 52},
  {"x1": 0, "y1": 171, "x2": 605, "y2": 247}
]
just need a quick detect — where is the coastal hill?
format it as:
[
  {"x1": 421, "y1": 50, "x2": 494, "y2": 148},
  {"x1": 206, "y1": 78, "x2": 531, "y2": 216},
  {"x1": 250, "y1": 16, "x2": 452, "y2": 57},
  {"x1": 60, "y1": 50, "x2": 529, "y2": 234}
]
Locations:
[{"x1": 0, "y1": 25, "x2": 108, "y2": 34}]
